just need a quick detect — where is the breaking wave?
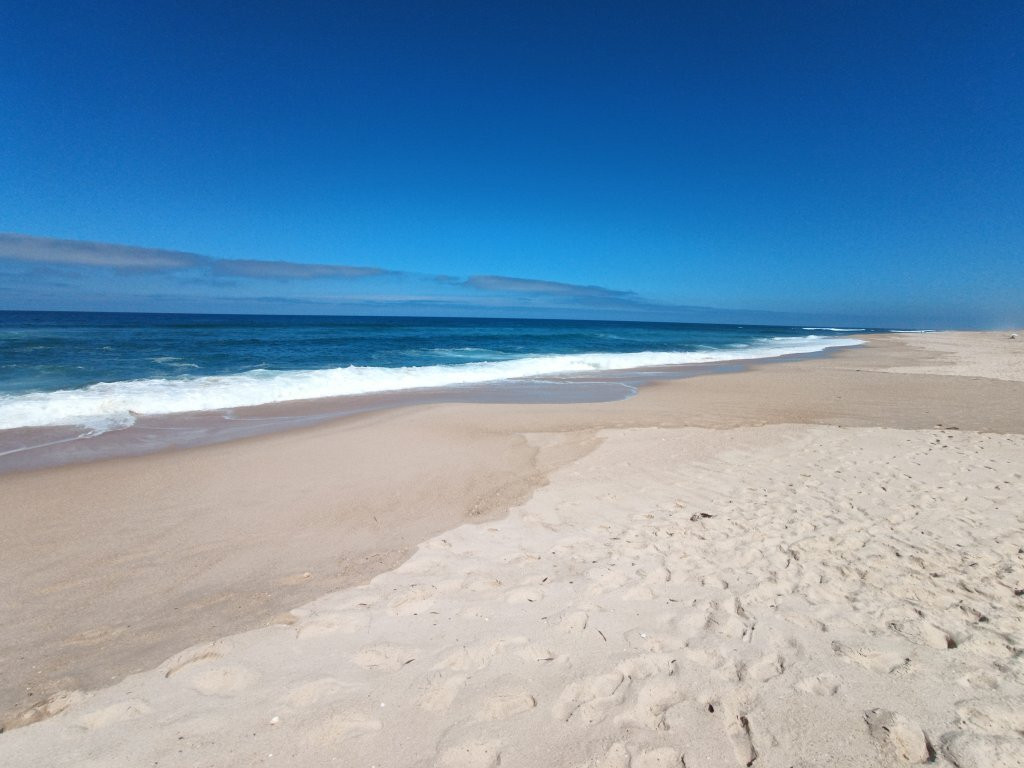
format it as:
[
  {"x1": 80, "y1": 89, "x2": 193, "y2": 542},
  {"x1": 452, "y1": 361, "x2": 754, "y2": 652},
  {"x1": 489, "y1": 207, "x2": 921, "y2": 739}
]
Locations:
[{"x1": 0, "y1": 335, "x2": 862, "y2": 432}]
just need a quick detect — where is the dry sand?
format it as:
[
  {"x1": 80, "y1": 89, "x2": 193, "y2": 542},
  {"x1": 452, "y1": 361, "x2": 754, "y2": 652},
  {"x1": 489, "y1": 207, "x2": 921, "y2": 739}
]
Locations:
[
  {"x1": 1, "y1": 331, "x2": 1022, "y2": 766},
  {"x1": 880, "y1": 331, "x2": 1024, "y2": 382}
]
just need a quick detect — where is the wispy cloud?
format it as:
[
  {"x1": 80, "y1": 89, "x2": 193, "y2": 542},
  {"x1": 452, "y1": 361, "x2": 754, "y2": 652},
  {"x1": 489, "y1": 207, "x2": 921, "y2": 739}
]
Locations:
[
  {"x1": 0, "y1": 233, "x2": 388, "y2": 281},
  {"x1": 210, "y1": 258, "x2": 392, "y2": 280},
  {"x1": 0, "y1": 234, "x2": 646, "y2": 307},
  {"x1": 2, "y1": 232, "x2": 792, "y2": 323},
  {"x1": 461, "y1": 274, "x2": 638, "y2": 301},
  {"x1": 0, "y1": 233, "x2": 205, "y2": 271}
]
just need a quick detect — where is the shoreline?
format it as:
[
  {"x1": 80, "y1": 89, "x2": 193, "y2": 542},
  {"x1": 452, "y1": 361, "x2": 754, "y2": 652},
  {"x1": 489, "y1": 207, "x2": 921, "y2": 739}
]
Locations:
[
  {"x1": 2, "y1": 331, "x2": 1023, "y2": 764},
  {"x1": 0, "y1": 339, "x2": 858, "y2": 475}
]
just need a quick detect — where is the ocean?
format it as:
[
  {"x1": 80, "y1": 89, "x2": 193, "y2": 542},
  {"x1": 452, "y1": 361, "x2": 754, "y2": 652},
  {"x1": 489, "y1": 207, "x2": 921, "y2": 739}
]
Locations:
[{"x1": 0, "y1": 311, "x2": 871, "y2": 466}]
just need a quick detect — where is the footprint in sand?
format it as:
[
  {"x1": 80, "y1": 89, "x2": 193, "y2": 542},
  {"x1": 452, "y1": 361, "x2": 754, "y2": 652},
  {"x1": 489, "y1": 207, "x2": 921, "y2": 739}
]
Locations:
[
  {"x1": 617, "y1": 654, "x2": 678, "y2": 680},
  {"x1": 622, "y1": 585, "x2": 658, "y2": 601},
  {"x1": 587, "y1": 742, "x2": 684, "y2": 768},
  {"x1": 642, "y1": 566, "x2": 672, "y2": 585},
  {"x1": 795, "y1": 672, "x2": 842, "y2": 696},
  {"x1": 552, "y1": 671, "x2": 629, "y2": 725},
  {"x1": 586, "y1": 567, "x2": 630, "y2": 594},
  {"x1": 632, "y1": 748, "x2": 686, "y2": 768},
  {"x1": 693, "y1": 564, "x2": 729, "y2": 584},
  {"x1": 738, "y1": 654, "x2": 785, "y2": 683},
  {"x1": 294, "y1": 610, "x2": 369, "y2": 638},
  {"x1": 624, "y1": 628, "x2": 670, "y2": 653},
  {"x1": 478, "y1": 692, "x2": 537, "y2": 721},
  {"x1": 865, "y1": 709, "x2": 933, "y2": 764},
  {"x1": 779, "y1": 611, "x2": 829, "y2": 633},
  {"x1": 707, "y1": 598, "x2": 753, "y2": 640},
  {"x1": 681, "y1": 646, "x2": 737, "y2": 680},
  {"x1": 10, "y1": 689, "x2": 87, "y2": 729},
  {"x1": 188, "y1": 665, "x2": 259, "y2": 697},
  {"x1": 463, "y1": 575, "x2": 503, "y2": 591},
  {"x1": 161, "y1": 641, "x2": 229, "y2": 678},
  {"x1": 559, "y1": 610, "x2": 589, "y2": 634},
  {"x1": 352, "y1": 643, "x2": 417, "y2": 671},
  {"x1": 676, "y1": 602, "x2": 714, "y2": 638},
  {"x1": 418, "y1": 673, "x2": 468, "y2": 712},
  {"x1": 956, "y1": 671, "x2": 1002, "y2": 691},
  {"x1": 432, "y1": 638, "x2": 526, "y2": 673},
  {"x1": 436, "y1": 739, "x2": 502, "y2": 768},
  {"x1": 831, "y1": 641, "x2": 911, "y2": 675},
  {"x1": 76, "y1": 700, "x2": 152, "y2": 730},
  {"x1": 956, "y1": 628, "x2": 1019, "y2": 662},
  {"x1": 678, "y1": 598, "x2": 752, "y2": 640},
  {"x1": 888, "y1": 619, "x2": 959, "y2": 649},
  {"x1": 387, "y1": 585, "x2": 436, "y2": 615},
  {"x1": 517, "y1": 642, "x2": 558, "y2": 663},
  {"x1": 940, "y1": 732, "x2": 1024, "y2": 768},
  {"x1": 312, "y1": 711, "x2": 382, "y2": 744},
  {"x1": 725, "y1": 712, "x2": 757, "y2": 767},
  {"x1": 63, "y1": 624, "x2": 129, "y2": 647},
  {"x1": 589, "y1": 742, "x2": 631, "y2": 768},
  {"x1": 613, "y1": 677, "x2": 683, "y2": 731},
  {"x1": 506, "y1": 587, "x2": 544, "y2": 604},
  {"x1": 954, "y1": 697, "x2": 1024, "y2": 732}
]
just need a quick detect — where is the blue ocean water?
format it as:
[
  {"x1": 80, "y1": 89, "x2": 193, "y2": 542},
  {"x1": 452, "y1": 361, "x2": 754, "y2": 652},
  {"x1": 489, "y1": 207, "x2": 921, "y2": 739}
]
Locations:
[{"x1": 0, "y1": 311, "x2": 871, "y2": 432}]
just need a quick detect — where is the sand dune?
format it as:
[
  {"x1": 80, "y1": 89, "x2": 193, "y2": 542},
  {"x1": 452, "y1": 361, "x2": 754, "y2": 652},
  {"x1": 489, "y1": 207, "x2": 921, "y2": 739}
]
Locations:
[{"x1": 1, "y1": 333, "x2": 1023, "y2": 766}]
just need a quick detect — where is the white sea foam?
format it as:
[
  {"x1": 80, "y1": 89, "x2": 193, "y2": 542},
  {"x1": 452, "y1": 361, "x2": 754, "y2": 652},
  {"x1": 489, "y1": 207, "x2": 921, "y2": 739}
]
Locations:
[
  {"x1": 802, "y1": 327, "x2": 867, "y2": 332},
  {"x1": 0, "y1": 336, "x2": 862, "y2": 432}
]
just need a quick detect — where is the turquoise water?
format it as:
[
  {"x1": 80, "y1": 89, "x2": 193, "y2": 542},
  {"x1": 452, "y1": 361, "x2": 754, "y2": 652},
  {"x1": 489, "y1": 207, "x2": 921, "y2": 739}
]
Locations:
[{"x1": 0, "y1": 311, "x2": 872, "y2": 432}]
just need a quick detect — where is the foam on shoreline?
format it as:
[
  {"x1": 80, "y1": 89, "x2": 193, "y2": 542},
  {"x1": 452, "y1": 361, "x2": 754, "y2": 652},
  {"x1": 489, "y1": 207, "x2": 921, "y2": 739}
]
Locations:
[{"x1": 0, "y1": 335, "x2": 861, "y2": 432}]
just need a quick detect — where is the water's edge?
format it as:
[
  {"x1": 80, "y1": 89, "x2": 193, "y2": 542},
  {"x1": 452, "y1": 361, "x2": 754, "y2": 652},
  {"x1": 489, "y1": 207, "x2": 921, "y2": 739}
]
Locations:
[{"x1": 0, "y1": 340, "x2": 867, "y2": 474}]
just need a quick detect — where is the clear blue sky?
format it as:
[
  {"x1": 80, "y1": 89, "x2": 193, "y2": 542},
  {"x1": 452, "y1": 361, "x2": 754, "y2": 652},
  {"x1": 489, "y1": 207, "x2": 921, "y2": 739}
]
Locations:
[{"x1": 1, "y1": 1, "x2": 1021, "y2": 328}]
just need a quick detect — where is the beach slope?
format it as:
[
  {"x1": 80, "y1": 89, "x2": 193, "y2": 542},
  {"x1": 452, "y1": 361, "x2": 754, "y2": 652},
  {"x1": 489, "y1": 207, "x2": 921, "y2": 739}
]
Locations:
[{"x1": 1, "y1": 331, "x2": 1022, "y2": 767}]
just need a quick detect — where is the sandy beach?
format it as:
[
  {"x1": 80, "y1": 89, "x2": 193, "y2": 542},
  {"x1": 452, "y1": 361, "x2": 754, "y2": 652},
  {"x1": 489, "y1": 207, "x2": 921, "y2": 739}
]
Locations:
[{"x1": 1, "y1": 331, "x2": 1023, "y2": 767}]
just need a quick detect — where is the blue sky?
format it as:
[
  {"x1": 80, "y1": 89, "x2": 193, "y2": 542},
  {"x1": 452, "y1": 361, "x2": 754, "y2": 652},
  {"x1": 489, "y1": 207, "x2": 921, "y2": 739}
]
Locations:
[{"x1": 1, "y1": 2, "x2": 1021, "y2": 328}]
